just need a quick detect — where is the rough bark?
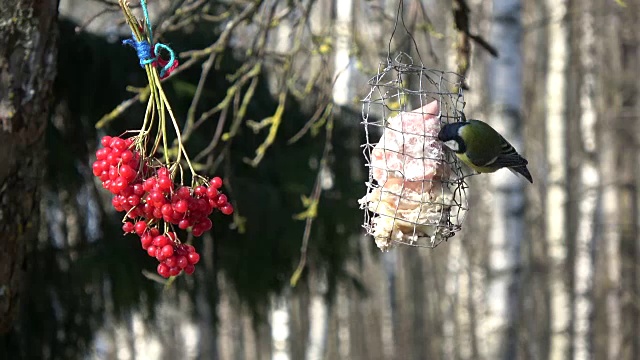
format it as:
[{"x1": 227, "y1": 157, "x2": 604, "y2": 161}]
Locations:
[{"x1": 0, "y1": 0, "x2": 59, "y2": 334}]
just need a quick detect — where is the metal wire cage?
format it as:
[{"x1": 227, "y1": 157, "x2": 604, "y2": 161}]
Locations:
[{"x1": 359, "y1": 54, "x2": 469, "y2": 251}]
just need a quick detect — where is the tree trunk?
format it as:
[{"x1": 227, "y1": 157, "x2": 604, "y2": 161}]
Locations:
[
  {"x1": 618, "y1": 2, "x2": 640, "y2": 358},
  {"x1": 0, "y1": 0, "x2": 59, "y2": 334},
  {"x1": 485, "y1": 1, "x2": 524, "y2": 359},
  {"x1": 573, "y1": 0, "x2": 598, "y2": 358},
  {"x1": 596, "y1": 3, "x2": 628, "y2": 359},
  {"x1": 544, "y1": 0, "x2": 571, "y2": 358}
]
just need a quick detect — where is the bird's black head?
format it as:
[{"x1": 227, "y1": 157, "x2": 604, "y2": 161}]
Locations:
[{"x1": 438, "y1": 122, "x2": 466, "y2": 153}]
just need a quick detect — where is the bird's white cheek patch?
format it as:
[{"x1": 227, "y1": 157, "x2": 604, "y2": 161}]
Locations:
[{"x1": 444, "y1": 140, "x2": 459, "y2": 151}]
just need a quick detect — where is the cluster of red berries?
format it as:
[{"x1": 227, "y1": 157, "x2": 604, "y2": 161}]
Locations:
[{"x1": 92, "y1": 135, "x2": 233, "y2": 278}]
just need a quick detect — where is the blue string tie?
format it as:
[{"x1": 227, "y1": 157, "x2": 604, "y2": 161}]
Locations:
[
  {"x1": 121, "y1": 0, "x2": 178, "y2": 79},
  {"x1": 122, "y1": 38, "x2": 178, "y2": 79},
  {"x1": 122, "y1": 38, "x2": 155, "y2": 67}
]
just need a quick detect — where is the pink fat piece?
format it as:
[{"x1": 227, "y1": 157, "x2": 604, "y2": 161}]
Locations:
[{"x1": 370, "y1": 100, "x2": 447, "y2": 184}]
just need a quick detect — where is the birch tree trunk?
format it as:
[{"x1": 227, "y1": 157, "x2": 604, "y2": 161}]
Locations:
[
  {"x1": 271, "y1": 295, "x2": 291, "y2": 360},
  {"x1": 302, "y1": 0, "x2": 355, "y2": 358},
  {"x1": 544, "y1": 0, "x2": 570, "y2": 358},
  {"x1": 573, "y1": 0, "x2": 599, "y2": 358},
  {"x1": 305, "y1": 270, "x2": 328, "y2": 360},
  {"x1": 485, "y1": 1, "x2": 524, "y2": 359},
  {"x1": 0, "y1": 0, "x2": 59, "y2": 334},
  {"x1": 618, "y1": 2, "x2": 640, "y2": 359},
  {"x1": 598, "y1": 3, "x2": 622, "y2": 360}
]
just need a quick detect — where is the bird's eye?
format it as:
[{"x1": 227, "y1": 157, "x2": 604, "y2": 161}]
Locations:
[{"x1": 444, "y1": 140, "x2": 460, "y2": 152}]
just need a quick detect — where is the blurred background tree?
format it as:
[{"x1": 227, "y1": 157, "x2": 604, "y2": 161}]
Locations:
[{"x1": 1, "y1": 0, "x2": 640, "y2": 359}]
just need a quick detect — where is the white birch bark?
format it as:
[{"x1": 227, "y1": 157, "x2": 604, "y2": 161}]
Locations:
[
  {"x1": 271, "y1": 295, "x2": 291, "y2": 360},
  {"x1": 304, "y1": 0, "x2": 355, "y2": 357},
  {"x1": 335, "y1": 283, "x2": 351, "y2": 359},
  {"x1": 332, "y1": 0, "x2": 353, "y2": 107},
  {"x1": 573, "y1": 2, "x2": 598, "y2": 358},
  {"x1": 600, "y1": 5, "x2": 622, "y2": 359},
  {"x1": 483, "y1": 2, "x2": 524, "y2": 360},
  {"x1": 544, "y1": 1, "x2": 570, "y2": 359},
  {"x1": 305, "y1": 271, "x2": 329, "y2": 360}
]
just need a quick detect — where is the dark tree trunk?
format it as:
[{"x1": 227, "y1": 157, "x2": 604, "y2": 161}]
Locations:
[{"x1": 0, "y1": 0, "x2": 59, "y2": 334}]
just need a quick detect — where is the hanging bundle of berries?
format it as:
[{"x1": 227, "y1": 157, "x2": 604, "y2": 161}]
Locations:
[{"x1": 92, "y1": 0, "x2": 233, "y2": 279}]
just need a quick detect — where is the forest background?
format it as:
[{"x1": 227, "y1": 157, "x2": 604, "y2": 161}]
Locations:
[{"x1": 0, "y1": 0, "x2": 639, "y2": 359}]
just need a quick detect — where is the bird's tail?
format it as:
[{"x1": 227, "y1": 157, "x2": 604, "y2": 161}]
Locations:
[{"x1": 509, "y1": 166, "x2": 533, "y2": 184}]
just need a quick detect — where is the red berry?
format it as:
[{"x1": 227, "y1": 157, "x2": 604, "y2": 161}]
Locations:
[
  {"x1": 185, "y1": 245, "x2": 196, "y2": 253},
  {"x1": 157, "y1": 167, "x2": 170, "y2": 178},
  {"x1": 152, "y1": 208, "x2": 163, "y2": 219},
  {"x1": 176, "y1": 186, "x2": 191, "y2": 199},
  {"x1": 216, "y1": 194, "x2": 228, "y2": 207},
  {"x1": 176, "y1": 256, "x2": 188, "y2": 269},
  {"x1": 173, "y1": 200, "x2": 188, "y2": 213},
  {"x1": 112, "y1": 177, "x2": 128, "y2": 193},
  {"x1": 149, "y1": 228, "x2": 160, "y2": 237},
  {"x1": 184, "y1": 264, "x2": 195, "y2": 275},
  {"x1": 111, "y1": 137, "x2": 126, "y2": 150},
  {"x1": 196, "y1": 198, "x2": 209, "y2": 212},
  {"x1": 164, "y1": 256, "x2": 177, "y2": 267},
  {"x1": 107, "y1": 153, "x2": 119, "y2": 166},
  {"x1": 96, "y1": 148, "x2": 110, "y2": 160},
  {"x1": 121, "y1": 185, "x2": 134, "y2": 197},
  {"x1": 178, "y1": 219, "x2": 191, "y2": 230},
  {"x1": 155, "y1": 249, "x2": 167, "y2": 261},
  {"x1": 157, "y1": 176, "x2": 173, "y2": 191},
  {"x1": 108, "y1": 167, "x2": 118, "y2": 181},
  {"x1": 210, "y1": 176, "x2": 223, "y2": 189},
  {"x1": 128, "y1": 195, "x2": 140, "y2": 206},
  {"x1": 121, "y1": 150, "x2": 133, "y2": 163},
  {"x1": 187, "y1": 252, "x2": 200, "y2": 265},
  {"x1": 208, "y1": 198, "x2": 218, "y2": 209},
  {"x1": 169, "y1": 267, "x2": 181, "y2": 276},
  {"x1": 147, "y1": 245, "x2": 158, "y2": 257},
  {"x1": 153, "y1": 235, "x2": 170, "y2": 248},
  {"x1": 119, "y1": 164, "x2": 137, "y2": 182},
  {"x1": 194, "y1": 185, "x2": 207, "y2": 198},
  {"x1": 157, "y1": 263, "x2": 170, "y2": 278},
  {"x1": 122, "y1": 222, "x2": 134, "y2": 233},
  {"x1": 166, "y1": 232, "x2": 177, "y2": 241},
  {"x1": 161, "y1": 245, "x2": 174, "y2": 257},
  {"x1": 143, "y1": 202, "x2": 154, "y2": 215},
  {"x1": 134, "y1": 221, "x2": 147, "y2": 234},
  {"x1": 143, "y1": 178, "x2": 156, "y2": 192},
  {"x1": 133, "y1": 183, "x2": 145, "y2": 196},
  {"x1": 201, "y1": 218, "x2": 213, "y2": 231},
  {"x1": 110, "y1": 147, "x2": 122, "y2": 158},
  {"x1": 161, "y1": 204, "x2": 173, "y2": 217},
  {"x1": 192, "y1": 226, "x2": 204, "y2": 237},
  {"x1": 140, "y1": 234, "x2": 153, "y2": 249},
  {"x1": 101, "y1": 136, "x2": 112, "y2": 147},
  {"x1": 220, "y1": 204, "x2": 234, "y2": 215},
  {"x1": 96, "y1": 160, "x2": 109, "y2": 172},
  {"x1": 92, "y1": 162, "x2": 103, "y2": 176},
  {"x1": 206, "y1": 186, "x2": 218, "y2": 199},
  {"x1": 150, "y1": 191, "x2": 164, "y2": 204}
]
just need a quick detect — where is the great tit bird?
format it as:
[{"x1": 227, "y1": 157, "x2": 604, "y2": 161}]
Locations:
[{"x1": 438, "y1": 119, "x2": 533, "y2": 183}]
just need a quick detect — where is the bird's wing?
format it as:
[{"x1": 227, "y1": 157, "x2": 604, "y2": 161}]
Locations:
[{"x1": 485, "y1": 140, "x2": 528, "y2": 168}]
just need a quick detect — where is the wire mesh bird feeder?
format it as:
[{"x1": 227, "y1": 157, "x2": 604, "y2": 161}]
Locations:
[{"x1": 359, "y1": 54, "x2": 469, "y2": 251}]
